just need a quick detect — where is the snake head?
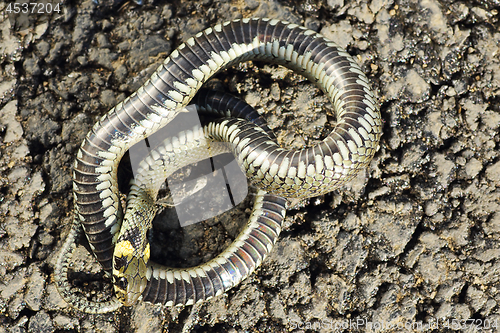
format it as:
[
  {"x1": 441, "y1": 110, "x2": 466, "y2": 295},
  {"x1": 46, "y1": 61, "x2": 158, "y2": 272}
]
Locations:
[{"x1": 112, "y1": 239, "x2": 150, "y2": 306}]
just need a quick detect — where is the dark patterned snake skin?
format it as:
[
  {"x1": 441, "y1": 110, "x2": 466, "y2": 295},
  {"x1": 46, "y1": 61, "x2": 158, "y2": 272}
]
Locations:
[{"x1": 55, "y1": 18, "x2": 382, "y2": 313}]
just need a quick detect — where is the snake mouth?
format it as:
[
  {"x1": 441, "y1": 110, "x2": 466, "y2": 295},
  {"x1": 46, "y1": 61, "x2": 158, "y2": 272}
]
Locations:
[
  {"x1": 113, "y1": 266, "x2": 147, "y2": 306},
  {"x1": 114, "y1": 285, "x2": 140, "y2": 306}
]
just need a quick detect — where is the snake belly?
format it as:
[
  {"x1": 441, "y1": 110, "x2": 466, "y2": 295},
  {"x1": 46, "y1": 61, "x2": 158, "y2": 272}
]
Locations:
[
  {"x1": 66, "y1": 18, "x2": 381, "y2": 312},
  {"x1": 56, "y1": 90, "x2": 285, "y2": 313},
  {"x1": 113, "y1": 90, "x2": 286, "y2": 307},
  {"x1": 114, "y1": 122, "x2": 286, "y2": 307}
]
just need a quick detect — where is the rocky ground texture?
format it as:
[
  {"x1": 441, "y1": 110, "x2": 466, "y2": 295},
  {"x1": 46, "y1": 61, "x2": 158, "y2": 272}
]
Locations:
[{"x1": 1, "y1": 0, "x2": 499, "y2": 332}]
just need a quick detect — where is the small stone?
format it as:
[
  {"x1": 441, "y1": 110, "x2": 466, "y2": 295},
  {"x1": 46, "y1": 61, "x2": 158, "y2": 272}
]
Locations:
[
  {"x1": 0, "y1": 249, "x2": 24, "y2": 274},
  {"x1": 25, "y1": 266, "x2": 45, "y2": 311},
  {"x1": 446, "y1": 86, "x2": 457, "y2": 96},
  {"x1": 143, "y1": 14, "x2": 163, "y2": 31},
  {"x1": 270, "y1": 82, "x2": 280, "y2": 101},
  {"x1": 161, "y1": 4, "x2": 173, "y2": 20},
  {"x1": 320, "y1": 20, "x2": 353, "y2": 49},
  {"x1": 245, "y1": 90, "x2": 261, "y2": 107},
  {"x1": 431, "y1": 153, "x2": 456, "y2": 189},
  {"x1": 1, "y1": 272, "x2": 27, "y2": 300},
  {"x1": 456, "y1": 156, "x2": 466, "y2": 166},
  {"x1": 27, "y1": 311, "x2": 54, "y2": 333},
  {"x1": 38, "y1": 231, "x2": 54, "y2": 246},
  {"x1": 473, "y1": 248, "x2": 500, "y2": 262},
  {"x1": 435, "y1": 302, "x2": 471, "y2": 320},
  {"x1": 362, "y1": 200, "x2": 421, "y2": 260},
  {"x1": 0, "y1": 100, "x2": 23, "y2": 142},
  {"x1": 130, "y1": 302, "x2": 163, "y2": 333},
  {"x1": 424, "y1": 201, "x2": 439, "y2": 216},
  {"x1": 348, "y1": 3, "x2": 375, "y2": 24},
  {"x1": 36, "y1": 41, "x2": 50, "y2": 57},
  {"x1": 53, "y1": 315, "x2": 78, "y2": 330},
  {"x1": 42, "y1": 284, "x2": 69, "y2": 311},
  {"x1": 244, "y1": 0, "x2": 259, "y2": 10},
  {"x1": 482, "y1": 110, "x2": 500, "y2": 130},
  {"x1": 114, "y1": 64, "x2": 128, "y2": 82},
  {"x1": 471, "y1": 7, "x2": 490, "y2": 21},
  {"x1": 88, "y1": 48, "x2": 118, "y2": 70},
  {"x1": 368, "y1": 186, "x2": 391, "y2": 200},
  {"x1": 304, "y1": 18, "x2": 320, "y2": 32},
  {"x1": 5, "y1": 216, "x2": 38, "y2": 251},
  {"x1": 8, "y1": 293, "x2": 26, "y2": 320},
  {"x1": 483, "y1": 212, "x2": 500, "y2": 235},
  {"x1": 101, "y1": 19, "x2": 113, "y2": 31},
  {"x1": 327, "y1": 0, "x2": 344, "y2": 10},
  {"x1": 38, "y1": 203, "x2": 55, "y2": 225},
  {"x1": 261, "y1": 238, "x2": 309, "y2": 286},
  {"x1": 25, "y1": 114, "x2": 61, "y2": 147},
  {"x1": 466, "y1": 285, "x2": 486, "y2": 312},
  {"x1": 100, "y1": 89, "x2": 116, "y2": 108},
  {"x1": 23, "y1": 57, "x2": 41, "y2": 76},
  {"x1": 485, "y1": 160, "x2": 500, "y2": 183},
  {"x1": 462, "y1": 100, "x2": 488, "y2": 131},
  {"x1": 402, "y1": 69, "x2": 431, "y2": 103},
  {"x1": 96, "y1": 33, "x2": 111, "y2": 48},
  {"x1": 464, "y1": 158, "x2": 482, "y2": 179},
  {"x1": 425, "y1": 110, "x2": 444, "y2": 140}
]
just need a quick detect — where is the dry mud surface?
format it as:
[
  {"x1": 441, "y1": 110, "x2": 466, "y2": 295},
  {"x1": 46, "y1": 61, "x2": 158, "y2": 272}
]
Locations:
[{"x1": 1, "y1": 0, "x2": 500, "y2": 332}]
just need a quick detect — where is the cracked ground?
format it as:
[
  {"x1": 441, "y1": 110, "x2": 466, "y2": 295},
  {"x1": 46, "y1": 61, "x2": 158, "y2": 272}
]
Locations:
[{"x1": 0, "y1": 0, "x2": 499, "y2": 332}]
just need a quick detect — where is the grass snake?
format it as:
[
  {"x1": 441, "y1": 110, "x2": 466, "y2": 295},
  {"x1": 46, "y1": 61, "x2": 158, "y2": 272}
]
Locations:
[{"x1": 55, "y1": 18, "x2": 382, "y2": 314}]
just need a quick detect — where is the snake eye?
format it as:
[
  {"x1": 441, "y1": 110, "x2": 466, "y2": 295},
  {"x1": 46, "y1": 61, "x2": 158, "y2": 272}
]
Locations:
[{"x1": 116, "y1": 277, "x2": 128, "y2": 290}]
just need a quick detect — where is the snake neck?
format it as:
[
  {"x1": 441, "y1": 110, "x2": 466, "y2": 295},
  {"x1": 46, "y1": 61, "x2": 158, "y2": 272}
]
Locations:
[{"x1": 113, "y1": 183, "x2": 156, "y2": 305}]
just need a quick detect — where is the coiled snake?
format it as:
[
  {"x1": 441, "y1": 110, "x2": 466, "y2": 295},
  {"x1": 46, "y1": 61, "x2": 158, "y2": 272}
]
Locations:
[{"x1": 55, "y1": 18, "x2": 382, "y2": 313}]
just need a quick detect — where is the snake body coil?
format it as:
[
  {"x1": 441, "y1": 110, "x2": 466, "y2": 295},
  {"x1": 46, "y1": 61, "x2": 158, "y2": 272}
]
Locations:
[
  {"x1": 56, "y1": 90, "x2": 286, "y2": 313},
  {"x1": 58, "y1": 18, "x2": 382, "y2": 313}
]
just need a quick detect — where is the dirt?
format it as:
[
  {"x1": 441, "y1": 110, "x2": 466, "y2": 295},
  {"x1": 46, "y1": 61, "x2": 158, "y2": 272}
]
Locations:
[{"x1": 0, "y1": 0, "x2": 499, "y2": 332}]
